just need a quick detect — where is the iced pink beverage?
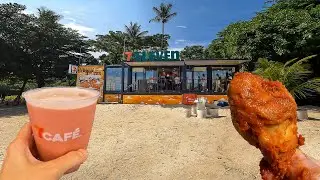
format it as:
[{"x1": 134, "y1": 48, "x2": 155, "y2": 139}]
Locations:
[{"x1": 23, "y1": 87, "x2": 99, "y2": 161}]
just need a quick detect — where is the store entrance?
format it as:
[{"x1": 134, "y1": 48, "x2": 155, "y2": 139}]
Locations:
[
  {"x1": 158, "y1": 67, "x2": 181, "y2": 92},
  {"x1": 130, "y1": 66, "x2": 181, "y2": 93}
]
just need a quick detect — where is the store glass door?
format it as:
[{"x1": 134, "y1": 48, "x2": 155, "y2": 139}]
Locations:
[
  {"x1": 132, "y1": 68, "x2": 145, "y2": 92},
  {"x1": 193, "y1": 67, "x2": 207, "y2": 92},
  {"x1": 145, "y1": 67, "x2": 157, "y2": 92}
]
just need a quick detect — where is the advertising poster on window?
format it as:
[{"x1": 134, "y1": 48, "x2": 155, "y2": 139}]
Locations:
[{"x1": 76, "y1": 65, "x2": 104, "y2": 102}]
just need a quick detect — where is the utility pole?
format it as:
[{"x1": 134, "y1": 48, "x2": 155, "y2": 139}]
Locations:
[
  {"x1": 78, "y1": 47, "x2": 82, "y2": 66},
  {"x1": 123, "y1": 38, "x2": 126, "y2": 61}
]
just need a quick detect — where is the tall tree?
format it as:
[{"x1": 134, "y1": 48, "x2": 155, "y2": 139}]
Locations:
[
  {"x1": 181, "y1": 46, "x2": 208, "y2": 60},
  {"x1": 92, "y1": 31, "x2": 127, "y2": 65},
  {"x1": 207, "y1": 21, "x2": 251, "y2": 59},
  {"x1": 0, "y1": 3, "x2": 36, "y2": 98},
  {"x1": 206, "y1": 0, "x2": 320, "y2": 73},
  {"x1": 92, "y1": 31, "x2": 171, "y2": 65},
  {"x1": 0, "y1": 3, "x2": 92, "y2": 98},
  {"x1": 141, "y1": 34, "x2": 170, "y2": 50},
  {"x1": 149, "y1": 3, "x2": 177, "y2": 49}
]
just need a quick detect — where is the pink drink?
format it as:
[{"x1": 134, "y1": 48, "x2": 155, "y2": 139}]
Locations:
[{"x1": 23, "y1": 87, "x2": 99, "y2": 161}]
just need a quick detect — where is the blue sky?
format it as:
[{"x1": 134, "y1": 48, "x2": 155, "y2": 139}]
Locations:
[{"x1": 1, "y1": 0, "x2": 266, "y2": 52}]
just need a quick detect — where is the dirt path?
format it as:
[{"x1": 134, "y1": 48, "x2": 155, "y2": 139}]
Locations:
[{"x1": 0, "y1": 105, "x2": 319, "y2": 180}]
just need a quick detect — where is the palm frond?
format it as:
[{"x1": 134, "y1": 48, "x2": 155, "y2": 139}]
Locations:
[
  {"x1": 284, "y1": 57, "x2": 298, "y2": 67},
  {"x1": 254, "y1": 56, "x2": 319, "y2": 100},
  {"x1": 286, "y1": 55, "x2": 317, "y2": 68},
  {"x1": 254, "y1": 59, "x2": 284, "y2": 82},
  {"x1": 137, "y1": 31, "x2": 148, "y2": 37},
  {"x1": 124, "y1": 22, "x2": 147, "y2": 38},
  {"x1": 167, "y1": 3, "x2": 173, "y2": 9},
  {"x1": 152, "y1": 7, "x2": 161, "y2": 16},
  {"x1": 255, "y1": 58, "x2": 272, "y2": 70},
  {"x1": 149, "y1": 17, "x2": 161, "y2": 23},
  {"x1": 124, "y1": 25, "x2": 131, "y2": 35},
  {"x1": 283, "y1": 55, "x2": 316, "y2": 86},
  {"x1": 165, "y1": 12, "x2": 177, "y2": 21},
  {"x1": 290, "y1": 78, "x2": 320, "y2": 99}
]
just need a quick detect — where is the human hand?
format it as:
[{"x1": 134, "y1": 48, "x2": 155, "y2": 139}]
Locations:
[
  {"x1": 260, "y1": 149, "x2": 320, "y2": 180},
  {"x1": 0, "y1": 123, "x2": 88, "y2": 180}
]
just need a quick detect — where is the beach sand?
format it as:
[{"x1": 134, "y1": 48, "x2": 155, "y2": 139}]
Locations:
[{"x1": 0, "y1": 104, "x2": 319, "y2": 180}]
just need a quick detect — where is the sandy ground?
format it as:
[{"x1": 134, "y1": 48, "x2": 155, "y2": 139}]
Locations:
[{"x1": 0, "y1": 105, "x2": 320, "y2": 180}]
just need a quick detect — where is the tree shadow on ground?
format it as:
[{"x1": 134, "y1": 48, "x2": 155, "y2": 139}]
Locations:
[
  {"x1": 299, "y1": 106, "x2": 320, "y2": 112},
  {"x1": 160, "y1": 104, "x2": 190, "y2": 109},
  {"x1": 0, "y1": 106, "x2": 27, "y2": 118},
  {"x1": 303, "y1": 118, "x2": 320, "y2": 122}
]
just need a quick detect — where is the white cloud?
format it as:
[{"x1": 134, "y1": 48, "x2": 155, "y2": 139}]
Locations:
[
  {"x1": 64, "y1": 22, "x2": 95, "y2": 36},
  {"x1": 88, "y1": 51, "x2": 108, "y2": 58},
  {"x1": 176, "y1": 25, "x2": 187, "y2": 29},
  {"x1": 64, "y1": 17, "x2": 77, "y2": 23},
  {"x1": 22, "y1": 10, "x2": 34, "y2": 15},
  {"x1": 62, "y1": 10, "x2": 71, "y2": 15},
  {"x1": 186, "y1": 42, "x2": 209, "y2": 47},
  {"x1": 175, "y1": 39, "x2": 187, "y2": 44},
  {"x1": 168, "y1": 48, "x2": 183, "y2": 52}
]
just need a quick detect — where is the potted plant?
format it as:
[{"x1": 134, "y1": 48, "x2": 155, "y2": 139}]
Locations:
[{"x1": 254, "y1": 55, "x2": 320, "y2": 121}]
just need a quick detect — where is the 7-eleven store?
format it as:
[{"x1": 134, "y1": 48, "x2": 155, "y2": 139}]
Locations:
[{"x1": 77, "y1": 58, "x2": 249, "y2": 105}]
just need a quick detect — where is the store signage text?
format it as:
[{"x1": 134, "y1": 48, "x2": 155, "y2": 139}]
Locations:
[{"x1": 125, "y1": 51, "x2": 180, "y2": 62}]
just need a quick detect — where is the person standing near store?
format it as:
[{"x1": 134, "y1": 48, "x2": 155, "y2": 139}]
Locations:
[
  {"x1": 166, "y1": 73, "x2": 173, "y2": 91},
  {"x1": 164, "y1": 73, "x2": 169, "y2": 91},
  {"x1": 200, "y1": 74, "x2": 206, "y2": 92},
  {"x1": 159, "y1": 71, "x2": 166, "y2": 91},
  {"x1": 174, "y1": 74, "x2": 180, "y2": 91},
  {"x1": 224, "y1": 72, "x2": 229, "y2": 92},
  {"x1": 197, "y1": 75, "x2": 201, "y2": 91},
  {"x1": 227, "y1": 72, "x2": 233, "y2": 91},
  {"x1": 215, "y1": 74, "x2": 221, "y2": 92}
]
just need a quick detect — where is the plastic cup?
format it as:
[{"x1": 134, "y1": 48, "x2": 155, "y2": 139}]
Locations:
[{"x1": 23, "y1": 87, "x2": 99, "y2": 161}]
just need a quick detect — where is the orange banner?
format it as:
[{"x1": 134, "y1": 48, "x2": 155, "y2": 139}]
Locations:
[{"x1": 76, "y1": 65, "x2": 104, "y2": 102}]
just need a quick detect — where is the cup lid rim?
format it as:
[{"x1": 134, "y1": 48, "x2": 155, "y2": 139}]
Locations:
[{"x1": 22, "y1": 87, "x2": 100, "y2": 104}]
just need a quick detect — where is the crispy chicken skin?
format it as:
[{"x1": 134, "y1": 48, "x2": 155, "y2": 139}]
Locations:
[{"x1": 228, "y1": 72, "x2": 305, "y2": 179}]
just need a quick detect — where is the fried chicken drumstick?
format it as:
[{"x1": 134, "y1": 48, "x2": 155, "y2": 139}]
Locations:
[{"x1": 228, "y1": 72, "x2": 320, "y2": 180}]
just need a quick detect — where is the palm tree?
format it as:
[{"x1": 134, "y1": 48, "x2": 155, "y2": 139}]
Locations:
[
  {"x1": 149, "y1": 3, "x2": 177, "y2": 49},
  {"x1": 125, "y1": 22, "x2": 148, "y2": 39},
  {"x1": 124, "y1": 22, "x2": 148, "y2": 50},
  {"x1": 254, "y1": 55, "x2": 320, "y2": 99}
]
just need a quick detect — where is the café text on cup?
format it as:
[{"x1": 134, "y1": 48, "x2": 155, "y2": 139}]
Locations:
[{"x1": 34, "y1": 126, "x2": 82, "y2": 142}]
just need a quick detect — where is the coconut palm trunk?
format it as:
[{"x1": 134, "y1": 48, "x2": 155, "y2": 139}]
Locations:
[{"x1": 161, "y1": 22, "x2": 165, "y2": 50}]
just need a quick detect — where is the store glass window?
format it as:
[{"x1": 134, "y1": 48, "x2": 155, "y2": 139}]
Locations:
[
  {"x1": 186, "y1": 68, "x2": 193, "y2": 91},
  {"x1": 212, "y1": 67, "x2": 235, "y2": 93},
  {"x1": 186, "y1": 67, "x2": 208, "y2": 92},
  {"x1": 145, "y1": 67, "x2": 157, "y2": 92},
  {"x1": 158, "y1": 67, "x2": 181, "y2": 92},
  {"x1": 105, "y1": 67, "x2": 122, "y2": 91},
  {"x1": 123, "y1": 67, "x2": 128, "y2": 91},
  {"x1": 193, "y1": 67, "x2": 208, "y2": 92},
  {"x1": 132, "y1": 68, "x2": 145, "y2": 92}
]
